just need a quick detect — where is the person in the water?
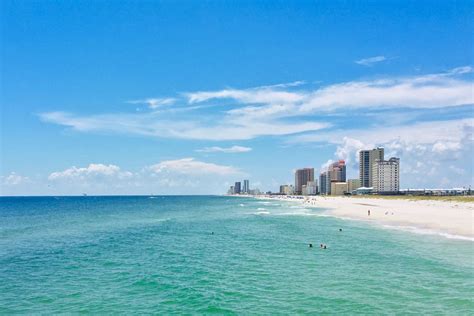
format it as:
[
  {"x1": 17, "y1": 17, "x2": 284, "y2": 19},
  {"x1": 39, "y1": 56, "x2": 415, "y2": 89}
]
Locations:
[{"x1": 309, "y1": 243, "x2": 313, "y2": 248}]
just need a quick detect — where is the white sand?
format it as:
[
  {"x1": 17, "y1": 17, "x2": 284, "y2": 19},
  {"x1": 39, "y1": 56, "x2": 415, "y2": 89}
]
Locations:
[{"x1": 260, "y1": 195, "x2": 474, "y2": 239}]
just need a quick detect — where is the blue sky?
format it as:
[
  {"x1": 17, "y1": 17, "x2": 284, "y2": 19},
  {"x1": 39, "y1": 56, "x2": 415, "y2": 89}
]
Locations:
[{"x1": 1, "y1": 0, "x2": 473, "y2": 195}]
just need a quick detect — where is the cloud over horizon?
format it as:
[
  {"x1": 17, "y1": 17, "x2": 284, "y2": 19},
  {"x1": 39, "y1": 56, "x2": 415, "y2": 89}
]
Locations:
[
  {"x1": 147, "y1": 158, "x2": 243, "y2": 176},
  {"x1": 48, "y1": 163, "x2": 133, "y2": 181}
]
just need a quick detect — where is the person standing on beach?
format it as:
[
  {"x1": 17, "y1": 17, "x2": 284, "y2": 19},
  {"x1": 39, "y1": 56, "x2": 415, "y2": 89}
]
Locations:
[{"x1": 368, "y1": 210, "x2": 371, "y2": 216}]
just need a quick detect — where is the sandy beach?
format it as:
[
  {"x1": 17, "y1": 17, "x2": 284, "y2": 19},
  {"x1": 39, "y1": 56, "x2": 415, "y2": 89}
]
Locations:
[{"x1": 260, "y1": 195, "x2": 474, "y2": 240}]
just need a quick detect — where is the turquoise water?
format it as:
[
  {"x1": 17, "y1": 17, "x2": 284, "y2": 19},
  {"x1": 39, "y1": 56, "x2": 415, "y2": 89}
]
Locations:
[{"x1": 0, "y1": 196, "x2": 473, "y2": 314}]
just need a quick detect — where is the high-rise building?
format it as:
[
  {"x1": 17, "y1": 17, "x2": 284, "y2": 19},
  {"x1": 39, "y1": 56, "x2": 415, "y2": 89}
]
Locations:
[
  {"x1": 329, "y1": 160, "x2": 346, "y2": 182},
  {"x1": 234, "y1": 182, "x2": 241, "y2": 194},
  {"x1": 295, "y1": 168, "x2": 314, "y2": 195},
  {"x1": 372, "y1": 157, "x2": 400, "y2": 193},
  {"x1": 243, "y1": 180, "x2": 250, "y2": 194},
  {"x1": 228, "y1": 186, "x2": 234, "y2": 195},
  {"x1": 359, "y1": 147, "x2": 384, "y2": 188},
  {"x1": 319, "y1": 171, "x2": 329, "y2": 195},
  {"x1": 320, "y1": 160, "x2": 347, "y2": 195}
]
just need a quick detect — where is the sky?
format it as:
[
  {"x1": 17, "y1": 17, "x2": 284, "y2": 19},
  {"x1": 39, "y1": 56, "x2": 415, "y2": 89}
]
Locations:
[{"x1": 1, "y1": 0, "x2": 473, "y2": 195}]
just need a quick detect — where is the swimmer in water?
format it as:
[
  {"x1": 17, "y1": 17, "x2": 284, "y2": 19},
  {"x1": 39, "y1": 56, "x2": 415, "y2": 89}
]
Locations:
[
  {"x1": 323, "y1": 245, "x2": 327, "y2": 249},
  {"x1": 339, "y1": 228, "x2": 342, "y2": 232},
  {"x1": 309, "y1": 243, "x2": 313, "y2": 248}
]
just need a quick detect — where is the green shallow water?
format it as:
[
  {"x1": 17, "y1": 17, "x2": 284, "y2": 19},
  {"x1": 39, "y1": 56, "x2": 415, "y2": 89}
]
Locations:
[{"x1": 0, "y1": 196, "x2": 473, "y2": 314}]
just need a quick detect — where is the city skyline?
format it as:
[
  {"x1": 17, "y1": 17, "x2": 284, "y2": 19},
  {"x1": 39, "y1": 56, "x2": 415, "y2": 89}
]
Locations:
[
  {"x1": 1, "y1": 1, "x2": 473, "y2": 195},
  {"x1": 229, "y1": 146, "x2": 398, "y2": 196}
]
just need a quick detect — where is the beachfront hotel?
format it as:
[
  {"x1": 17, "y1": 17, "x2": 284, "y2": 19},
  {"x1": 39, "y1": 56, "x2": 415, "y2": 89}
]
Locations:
[
  {"x1": 329, "y1": 160, "x2": 346, "y2": 183},
  {"x1": 359, "y1": 147, "x2": 384, "y2": 188},
  {"x1": 294, "y1": 168, "x2": 314, "y2": 195},
  {"x1": 372, "y1": 157, "x2": 400, "y2": 193},
  {"x1": 234, "y1": 182, "x2": 241, "y2": 194},
  {"x1": 318, "y1": 160, "x2": 346, "y2": 195},
  {"x1": 243, "y1": 180, "x2": 250, "y2": 194},
  {"x1": 319, "y1": 172, "x2": 329, "y2": 195}
]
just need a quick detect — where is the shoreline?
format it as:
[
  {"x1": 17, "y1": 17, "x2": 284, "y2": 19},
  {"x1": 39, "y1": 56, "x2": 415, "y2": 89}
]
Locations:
[{"x1": 254, "y1": 195, "x2": 474, "y2": 240}]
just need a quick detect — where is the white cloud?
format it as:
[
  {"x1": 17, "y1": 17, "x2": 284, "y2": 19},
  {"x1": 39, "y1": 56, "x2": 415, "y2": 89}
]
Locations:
[
  {"x1": 171, "y1": 121, "x2": 329, "y2": 141},
  {"x1": 320, "y1": 159, "x2": 335, "y2": 172},
  {"x1": 188, "y1": 66, "x2": 473, "y2": 116},
  {"x1": 355, "y1": 55, "x2": 387, "y2": 66},
  {"x1": 294, "y1": 118, "x2": 473, "y2": 146},
  {"x1": 432, "y1": 141, "x2": 462, "y2": 153},
  {"x1": 196, "y1": 145, "x2": 252, "y2": 153},
  {"x1": 40, "y1": 67, "x2": 473, "y2": 141},
  {"x1": 257, "y1": 80, "x2": 306, "y2": 89},
  {"x1": 334, "y1": 137, "x2": 366, "y2": 168},
  {"x1": 142, "y1": 158, "x2": 245, "y2": 193},
  {"x1": 39, "y1": 111, "x2": 329, "y2": 141},
  {"x1": 3, "y1": 160, "x2": 242, "y2": 195},
  {"x1": 48, "y1": 163, "x2": 133, "y2": 180},
  {"x1": 1, "y1": 172, "x2": 30, "y2": 185},
  {"x1": 186, "y1": 87, "x2": 304, "y2": 105},
  {"x1": 300, "y1": 71, "x2": 473, "y2": 112},
  {"x1": 147, "y1": 158, "x2": 242, "y2": 176},
  {"x1": 128, "y1": 98, "x2": 176, "y2": 109}
]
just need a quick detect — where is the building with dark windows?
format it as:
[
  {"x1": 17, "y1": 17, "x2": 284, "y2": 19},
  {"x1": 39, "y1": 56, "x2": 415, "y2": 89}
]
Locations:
[
  {"x1": 359, "y1": 147, "x2": 384, "y2": 188},
  {"x1": 243, "y1": 180, "x2": 249, "y2": 194},
  {"x1": 320, "y1": 160, "x2": 347, "y2": 195},
  {"x1": 329, "y1": 160, "x2": 346, "y2": 183},
  {"x1": 319, "y1": 171, "x2": 329, "y2": 195},
  {"x1": 234, "y1": 182, "x2": 241, "y2": 194},
  {"x1": 295, "y1": 168, "x2": 314, "y2": 195}
]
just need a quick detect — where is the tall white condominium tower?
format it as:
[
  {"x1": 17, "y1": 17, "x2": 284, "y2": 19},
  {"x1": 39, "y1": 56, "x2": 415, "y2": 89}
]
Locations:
[
  {"x1": 359, "y1": 147, "x2": 384, "y2": 188},
  {"x1": 243, "y1": 180, "x2": 250, "y2": 194},
  {"x1": 372, "y1": 157, "x2": 400, "y2": 193}
]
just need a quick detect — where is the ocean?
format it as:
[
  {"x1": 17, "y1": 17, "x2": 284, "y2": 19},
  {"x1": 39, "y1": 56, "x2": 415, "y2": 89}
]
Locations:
[{"x1": 0, "y1": 196, "x2": 472, "y2": 314}]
